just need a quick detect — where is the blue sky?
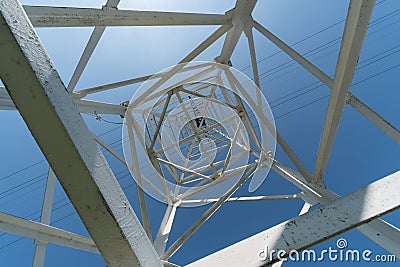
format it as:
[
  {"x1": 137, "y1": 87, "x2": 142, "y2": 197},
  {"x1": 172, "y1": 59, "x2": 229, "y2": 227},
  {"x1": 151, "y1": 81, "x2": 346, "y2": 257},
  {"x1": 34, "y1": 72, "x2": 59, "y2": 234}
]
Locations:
[{"x1": 0, "y1": 0, "x2": 399, "y2": 266}]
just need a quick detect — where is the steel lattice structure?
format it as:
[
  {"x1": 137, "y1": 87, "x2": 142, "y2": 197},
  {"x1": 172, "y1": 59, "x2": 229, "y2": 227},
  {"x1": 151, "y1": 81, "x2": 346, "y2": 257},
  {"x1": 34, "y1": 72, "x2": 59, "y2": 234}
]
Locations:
[{"x1": 0, "y1": 0, "x2": 399, "y2": 266}]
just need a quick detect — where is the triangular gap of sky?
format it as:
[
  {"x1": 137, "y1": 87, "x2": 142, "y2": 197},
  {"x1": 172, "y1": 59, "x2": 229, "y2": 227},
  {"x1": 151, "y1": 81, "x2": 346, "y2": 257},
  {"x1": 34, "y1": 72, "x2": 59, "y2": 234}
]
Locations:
[{"x1": 0, "y1": 0, "x2": 399, "y2": 266}]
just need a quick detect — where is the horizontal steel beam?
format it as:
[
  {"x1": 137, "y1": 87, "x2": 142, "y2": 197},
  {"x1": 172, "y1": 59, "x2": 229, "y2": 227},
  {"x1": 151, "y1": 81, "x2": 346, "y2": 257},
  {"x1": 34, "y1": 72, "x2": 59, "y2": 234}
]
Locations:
[
  {"x1": 23, "y1": 5, "x2": 231, "y2": 27},
  {"x1": 0, "y1": 1, "x2": 161, "y2": 266},
  {"x1": 0, "y1": 87, "x2": 126, "y2": 116},
  {"x1": 187, "y1": 170, "x2": 400, "y2": 266},
  {"x1": 73, "y1": 98, "x2": 126, "y2": 116},
  {"x1": 0, "y1": 212, "x2": 99, "y2": 254},
  {"x1": 180, "y1": 194, "x2": 301, "y2": 204}
]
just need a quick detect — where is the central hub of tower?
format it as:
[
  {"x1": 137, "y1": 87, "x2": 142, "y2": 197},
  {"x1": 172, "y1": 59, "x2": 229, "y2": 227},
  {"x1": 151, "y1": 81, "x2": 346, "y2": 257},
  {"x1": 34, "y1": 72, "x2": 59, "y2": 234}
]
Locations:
[{"x1": 123, "y1": 62, "x2": 276, "y2": 206}]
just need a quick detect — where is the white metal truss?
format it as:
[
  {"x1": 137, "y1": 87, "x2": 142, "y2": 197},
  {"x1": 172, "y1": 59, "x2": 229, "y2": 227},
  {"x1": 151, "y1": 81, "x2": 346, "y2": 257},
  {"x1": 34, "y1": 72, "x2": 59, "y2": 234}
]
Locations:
[
  {"x1": 0, "y1": 0, "x2": 399, "y2": 266},
  {"x1": 0, "y1": 1, "x2": 160, "y2": 266},
  {"x1": 0, "y1": 212, "x2": 99, "y2": 253},
  {"x1": 186, "y1": 170, "x2": 400, "y2": 266},
  {"x1": 253, "y1": 18, "x2": 400, "y2": 145}
]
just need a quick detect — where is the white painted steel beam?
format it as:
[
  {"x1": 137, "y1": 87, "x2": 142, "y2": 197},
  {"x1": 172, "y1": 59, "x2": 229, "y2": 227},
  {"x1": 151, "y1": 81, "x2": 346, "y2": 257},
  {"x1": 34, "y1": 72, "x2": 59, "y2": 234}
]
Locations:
[
  {"x1": 0, "y1": 212, "x2": 99, "y2": 254},
  {"x1": 276, "y1": 131, "x2": 313, "y2": 183},
  {"x1": 67, "y1": 26, "x2": 106, "y2": 92},
  {"x1": 154, "y1": 204, "x2": 178, "y2": 256},
  {"x1": 76, "y1": 75, "x2": 152, "y2": 98},
  {"x1": 187, "y1": 170, "x2": 400, "y2": 266},
  {"x1": 65, "y1": 0, "x2": 121, "y2": 92},
  {"x1": 161, "y1": 260, "x2": 180, "y2": 267},
  {"x1": 253, "y1": 20, "x2": 333, "y2": 88},
  {"x1": 218, "y1": 0, "x2": 257, "y2": 64},
  {"x1": 180, "y1": 24, "x2": 231, "y2": 64},
  {"x1": 271, "y1": 202, "x2": 312, "y2": 267},
  {"x1": 271, "y1": 160, "x2": 400, "y2": 258},
  {"x1": 73, "y1": 98, "x2": 126, "y2": 116},
  {"x1": 271, "y1": 161, "x2": 324, "y2": 205},
  {"x1": 253, "y1": 19, "x2": 400, "y2": 146},
  {"x1": 357, "y1": 220, "x2": 400, "y2": 259},
  {"x1": 162, "y1": 261, "x2": 181, "y2": 267},
  {"x1": 347, "y1": 94, "x2": 400, "y2": 144},
  {"x1": 0, "y1": 1, "x2": 161, "y2": 266},
  {"x1": 93, "y1": 134, "x2": 153, "y2": 241},
  {"x1": 75, "y1": 63, "x2": 212, "y2": 99},
  {"x1": 162, "y1": 164, "x2": 258, "y2": 260},
  {"x1": 314, "y1": 0, "x2": 375, "y2": 182},
  {"x1": 0, "y1": 87, "x2": 126, "y2": 116},
  {"x1": 245, "y1": 27, "x2": 260, "y2": 88},
  {"x1": 23, "y1": 5, "x2": 231, "y2": 27},
  {"x1": 180, "y1": 194, "x2": 301, "y2": 204},
  {"x1": 224, "y1": 67, "x2": 313, "y2": 182},
  {"x1": 32, "y1": 168, "x2": 57, "y2": 267},
  {"x1": 125, "y1": 28, "x2": 228, "y2": 116},
  {"x1": 94, "y1": 135, "x2": 126, "y2": 164},
  {"x1": 0, "y1": 86, "x2": 15, "y2": 110}
]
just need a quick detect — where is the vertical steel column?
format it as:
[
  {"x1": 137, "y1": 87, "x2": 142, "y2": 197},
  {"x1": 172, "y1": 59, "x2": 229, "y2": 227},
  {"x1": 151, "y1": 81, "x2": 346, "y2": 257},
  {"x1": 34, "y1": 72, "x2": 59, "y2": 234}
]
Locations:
[{"x1": 32, "y1": 169, "x2": 57, "y2": 267}]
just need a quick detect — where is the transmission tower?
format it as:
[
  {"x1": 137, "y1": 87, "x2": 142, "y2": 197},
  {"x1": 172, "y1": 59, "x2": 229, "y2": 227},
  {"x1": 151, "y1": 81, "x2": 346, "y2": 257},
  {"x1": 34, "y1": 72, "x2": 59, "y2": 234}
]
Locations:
[{"x1": 0, "y1": 0, "x2": 399, "y2": 267}]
